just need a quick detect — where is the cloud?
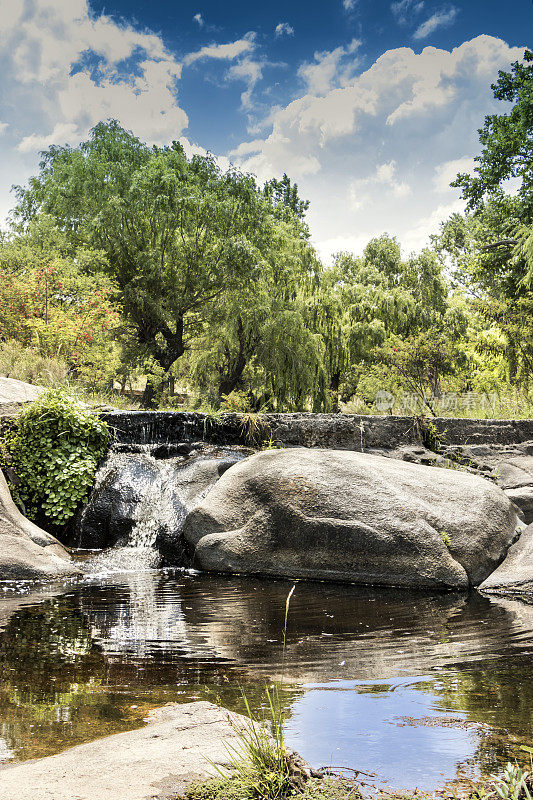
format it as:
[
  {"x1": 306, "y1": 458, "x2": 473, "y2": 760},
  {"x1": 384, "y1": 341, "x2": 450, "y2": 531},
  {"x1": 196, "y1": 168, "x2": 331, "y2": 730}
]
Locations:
[
  {"x1": 231, "y1": 35, "x2": 525, "y2": 261},
  {"x1": 193, "y1": 12, "x2": 204, "y2": 28},
  {"x1": 275, "y1": 22, "x2": 294, "y2": 38},
  {"x1": 0, "y1": 0, "x2": 188, "y2": 156},
  {"x1": 183, "y1": 31, "x2": 265, "y2": 111},
  {"x1": 315, "y1": 234, "x2": 370, "y2": 263},
  {"x1": 343, "y1": 0, "x2": 358, "y2": 9},
  {"x1": 433, "y1": 156, "x2": 475, "y2": 193},
  {"x1": 0, "y1": 123, "x2": 8, "y2": 135},
  {"x1": 184, "y1": 33, "x2": 256, "y2": 65},
  {"x1": 350, "y1": 160, "x2": 411, "y2": 210},
  {"x1": 414, "y1": 7, "x2": 458, "y2": 39},
  {"x1": 402, "y1": 198, "x2": 465, "y2": 252},
  {"x1": 298, "y1": 39, "x2": 361, "y2": 96},
  {"x1": 18, "y1": 122, "x2": 80, "y2": 153},
  {"x1": 391, "y1": 0, "x2": 425, "y2": 25},
  {"x1": 226, "y1": 57, "x2": 265, "y2": 109}
]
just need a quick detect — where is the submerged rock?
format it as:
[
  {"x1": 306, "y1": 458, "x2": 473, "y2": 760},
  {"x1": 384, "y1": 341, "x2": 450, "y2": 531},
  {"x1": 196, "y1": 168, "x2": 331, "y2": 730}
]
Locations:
[
  {"x1": 479, "y1": 523, "x2": 533, "y2": 595},
  {"x1": 183, "y1": 448, "x2": 519, "y2": 589},
  {"x1": 0, "y1": 469, "x2": 80, "y2": 580}
]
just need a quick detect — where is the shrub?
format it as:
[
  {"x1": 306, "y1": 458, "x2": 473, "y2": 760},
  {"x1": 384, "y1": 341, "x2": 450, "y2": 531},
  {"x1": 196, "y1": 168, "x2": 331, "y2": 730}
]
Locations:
[
  {"x1": 0, "y1": 339, "x2": 68, "y2": 386},
  {"x1": 3, "y1": 387, "x2": 109, "y2": 527}
]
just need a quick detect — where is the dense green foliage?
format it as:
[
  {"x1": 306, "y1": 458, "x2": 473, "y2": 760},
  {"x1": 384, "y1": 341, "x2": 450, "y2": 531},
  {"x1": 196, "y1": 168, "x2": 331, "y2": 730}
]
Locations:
[
  {"x1": 3, "y1": 388, "x2": 109, "y2": 527},
  {"x1": 438, "y1": 49, "x2": 533, "y2": 390},
  {"x1": 0, "y1": 49, "x2": 531, "y2": 415}
]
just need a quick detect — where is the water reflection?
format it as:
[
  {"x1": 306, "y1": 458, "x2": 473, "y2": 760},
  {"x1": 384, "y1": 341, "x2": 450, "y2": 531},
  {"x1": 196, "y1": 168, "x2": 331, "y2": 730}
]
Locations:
[{"x1": 0, "y1": 571, "x2": 531, "y2": 790}]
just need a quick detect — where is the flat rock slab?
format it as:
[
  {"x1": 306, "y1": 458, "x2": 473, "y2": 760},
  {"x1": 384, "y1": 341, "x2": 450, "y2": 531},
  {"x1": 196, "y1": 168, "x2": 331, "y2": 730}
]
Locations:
[
  {"x1": 0, "y1": 701, "x2": 245, "y2": 800},
  {"x1": 0, "y1": 377, "x2": 43, "y2": 405}
]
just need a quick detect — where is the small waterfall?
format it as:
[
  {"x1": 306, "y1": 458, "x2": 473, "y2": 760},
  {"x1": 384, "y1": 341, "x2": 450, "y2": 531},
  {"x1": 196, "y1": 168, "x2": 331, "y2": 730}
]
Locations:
[
  {"x1": 129, "y1": 460, "x2": 186, "y2": 549},
  {"x1": 79, "y1": 444, "x2": 252, "y2": 575}
]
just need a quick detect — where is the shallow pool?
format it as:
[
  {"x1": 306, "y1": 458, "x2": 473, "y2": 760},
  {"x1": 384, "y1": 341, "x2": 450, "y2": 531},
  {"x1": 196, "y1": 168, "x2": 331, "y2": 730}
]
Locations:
[{"x1": 0, "y1": 565, "x2": 531, "y2": 790}]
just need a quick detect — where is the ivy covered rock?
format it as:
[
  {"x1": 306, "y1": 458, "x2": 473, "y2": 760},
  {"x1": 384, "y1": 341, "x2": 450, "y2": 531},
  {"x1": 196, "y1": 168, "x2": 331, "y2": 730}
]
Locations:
[
  {"x1": 0, "y1": 468, "x2": 80, "y2": 580},
  {"x1": 183, "y1": 448, "x2": 519, "y2": 589},
  {"x1": 3, "y1": 387, "x2": 109, "y2": 529}
]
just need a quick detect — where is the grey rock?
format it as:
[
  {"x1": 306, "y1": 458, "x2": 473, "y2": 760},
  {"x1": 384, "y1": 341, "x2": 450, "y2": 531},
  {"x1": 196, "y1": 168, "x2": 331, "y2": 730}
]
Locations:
[
  {"x1": 98, "y1": 414, "x2": 533, "y2": 523},
  {"x1": 184, "y1": 448, "x2": 518, "y2": 589},
  {"x1": 0, "y1": 701, "x2": 253, "y2": 800},
  {"x1": 0, "y1": 469, "x2": 80, "y2": 580},
  {"x1": 0, "y1": 376, "x2": 43, "y2": 405},
  {"x1": 76, "y1": 445, "x2": 251, "y2": 560},
  {"x1": 479, "y1": 523, "x2": 533, "y2": 595},
  {"x1": 503, "y1": 486, "x2": 533, "y2": 525}
]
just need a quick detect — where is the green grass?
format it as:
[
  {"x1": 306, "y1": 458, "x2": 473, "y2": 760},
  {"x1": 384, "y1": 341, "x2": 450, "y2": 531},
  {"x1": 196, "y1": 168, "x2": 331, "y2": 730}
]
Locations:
[{"x1": 180, "y1": 775, "x2": 363, "y2": 800}]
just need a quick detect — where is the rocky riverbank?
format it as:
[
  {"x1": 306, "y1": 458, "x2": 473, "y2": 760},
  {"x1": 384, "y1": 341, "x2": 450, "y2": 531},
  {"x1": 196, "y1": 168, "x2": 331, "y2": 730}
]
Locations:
[
  {"x1": 0, "y1": 701, "x2": 250, "y2": 800},
  {"x1": 1, "y1": 384, "x2": 532, "y2": 591}
]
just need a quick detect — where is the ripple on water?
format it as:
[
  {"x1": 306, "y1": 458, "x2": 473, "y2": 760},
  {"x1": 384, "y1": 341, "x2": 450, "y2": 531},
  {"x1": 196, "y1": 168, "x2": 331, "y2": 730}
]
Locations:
[{"x1": 0, "y1": 570, "x2": 531, "y2": 790}]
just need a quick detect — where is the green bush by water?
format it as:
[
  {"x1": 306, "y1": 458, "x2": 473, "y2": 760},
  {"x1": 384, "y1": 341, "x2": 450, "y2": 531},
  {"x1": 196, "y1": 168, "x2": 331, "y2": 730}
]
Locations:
[{"x1": 2, "y1": 386, "x2": 109, "y2": 527}]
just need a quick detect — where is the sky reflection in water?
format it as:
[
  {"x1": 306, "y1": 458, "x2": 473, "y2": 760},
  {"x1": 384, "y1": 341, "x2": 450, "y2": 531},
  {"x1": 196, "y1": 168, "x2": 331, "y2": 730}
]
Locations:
[{"x1": 0, "y1": 568, "x2": 531, "y2": 790}]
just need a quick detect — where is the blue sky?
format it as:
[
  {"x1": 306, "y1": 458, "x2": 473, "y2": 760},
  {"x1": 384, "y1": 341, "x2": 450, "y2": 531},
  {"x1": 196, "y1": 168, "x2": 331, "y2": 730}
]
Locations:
[{"x1": 0, "y1": 0, "x2": 531, "y2": 260}]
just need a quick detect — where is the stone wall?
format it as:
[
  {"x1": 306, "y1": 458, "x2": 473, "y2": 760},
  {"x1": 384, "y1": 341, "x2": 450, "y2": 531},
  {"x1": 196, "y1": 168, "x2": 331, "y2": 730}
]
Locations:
[{"x1": 101, "y1": 410, "x2": 533, "y2": 449}]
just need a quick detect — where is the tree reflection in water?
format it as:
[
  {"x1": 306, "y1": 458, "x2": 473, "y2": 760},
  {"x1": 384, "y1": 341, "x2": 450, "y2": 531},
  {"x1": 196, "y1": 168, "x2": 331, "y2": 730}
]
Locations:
[{"x1": 0, "y1": 572, "x2": 531, "y2": 790}]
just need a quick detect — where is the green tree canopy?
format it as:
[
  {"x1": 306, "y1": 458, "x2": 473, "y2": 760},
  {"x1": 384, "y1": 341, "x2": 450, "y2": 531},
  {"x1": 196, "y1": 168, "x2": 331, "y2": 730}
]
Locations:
[
  {"x1": 13, "y1": 121, "x2": 293, "y2": 404},
  {"x1": 453, "y1": 50, "x2": 533, "y2": 219}
]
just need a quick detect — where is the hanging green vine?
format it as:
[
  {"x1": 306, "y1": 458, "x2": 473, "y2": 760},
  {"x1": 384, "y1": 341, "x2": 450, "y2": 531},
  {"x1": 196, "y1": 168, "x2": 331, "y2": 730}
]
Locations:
[{"x1": 2, "y1": 387, "x2": 109, "y2": 527}]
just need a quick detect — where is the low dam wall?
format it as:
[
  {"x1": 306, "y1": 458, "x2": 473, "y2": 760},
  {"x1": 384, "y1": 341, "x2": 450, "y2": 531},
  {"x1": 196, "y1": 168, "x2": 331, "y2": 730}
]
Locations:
[{"x1": 101, "y1": 410, "x2": 533, "y2": 450}]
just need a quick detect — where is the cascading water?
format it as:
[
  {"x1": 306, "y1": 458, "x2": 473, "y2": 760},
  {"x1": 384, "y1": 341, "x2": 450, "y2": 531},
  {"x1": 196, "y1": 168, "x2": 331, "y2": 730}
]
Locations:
[{"x1": 78, "y1": 443, "x2": 252, "y2": 575}]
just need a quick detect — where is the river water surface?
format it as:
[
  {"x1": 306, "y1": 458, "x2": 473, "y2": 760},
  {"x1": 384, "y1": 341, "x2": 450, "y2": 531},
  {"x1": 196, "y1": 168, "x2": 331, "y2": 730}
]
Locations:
[{"x1": 0, "y1": 563, "x2": 531, "y2": 791}]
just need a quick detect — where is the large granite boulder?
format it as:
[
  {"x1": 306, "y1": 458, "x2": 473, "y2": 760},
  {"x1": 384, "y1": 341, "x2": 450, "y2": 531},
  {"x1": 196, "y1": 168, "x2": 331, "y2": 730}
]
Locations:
[
  {"x1": 0, "y1": 469, "x2": 80, "y2": 580},
  {"x1": 0, "y1": 376, "x2": 43, "y2": 417},
  {"x1": 479, "y1": 523, "x2": 533, "y2": 595},
  {"x1": 183, "y1": 448, "x2": 519, "y2": 589}
]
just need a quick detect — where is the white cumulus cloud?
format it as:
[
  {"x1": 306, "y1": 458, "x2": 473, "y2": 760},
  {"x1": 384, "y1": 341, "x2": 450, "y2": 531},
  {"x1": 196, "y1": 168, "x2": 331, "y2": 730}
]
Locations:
[
  {"x1": 298, "y1": 39, "x2": 361, "y2": 96},
  {"x1": 193, "y1": 12, "x2": 204, "y2": 28},
  {"x1": 0, "y1": 0, "x2": 191, "y2": 225},
  {"x1": 231, "y1": 35, "x2": 525, "y2": 260},
  {"x1": 0, "y1": 0, "x2": 187, "y2": 153}
]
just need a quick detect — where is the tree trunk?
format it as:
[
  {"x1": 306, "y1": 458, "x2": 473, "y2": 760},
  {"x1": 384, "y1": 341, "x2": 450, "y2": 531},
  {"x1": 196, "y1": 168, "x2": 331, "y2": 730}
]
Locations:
[
  {"x1": 139, "y1": 318, "x2": 186, "y2": 408},
  {"x1": 141, "y1": 378, "x2": 158, "y2": 409},
  {"x1": 218, "y1": 317, "x2": 249, "y2": 398},
  {"x1": 330, "y1": 371, "x2": 341, "y2": 413}
]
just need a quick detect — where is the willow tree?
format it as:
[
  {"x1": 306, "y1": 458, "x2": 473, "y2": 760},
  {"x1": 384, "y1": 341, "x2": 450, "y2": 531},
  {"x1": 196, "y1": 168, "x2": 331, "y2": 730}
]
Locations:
[
  {"x1": 190, "y1": 214, "x2": 326, "y2": 410},
  {"x1": 307, "y1": 235, "x2": 448, "y2": 409},
  {"x1": 12, "y1": 121, "x2": 275, "y2": 405}
]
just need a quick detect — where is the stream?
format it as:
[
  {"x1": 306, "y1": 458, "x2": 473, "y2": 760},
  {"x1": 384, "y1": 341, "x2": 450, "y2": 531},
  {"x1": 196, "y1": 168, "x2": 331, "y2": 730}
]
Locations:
[{"x1": 0, "y1": 564, "x2": 531, "y2": 791}]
